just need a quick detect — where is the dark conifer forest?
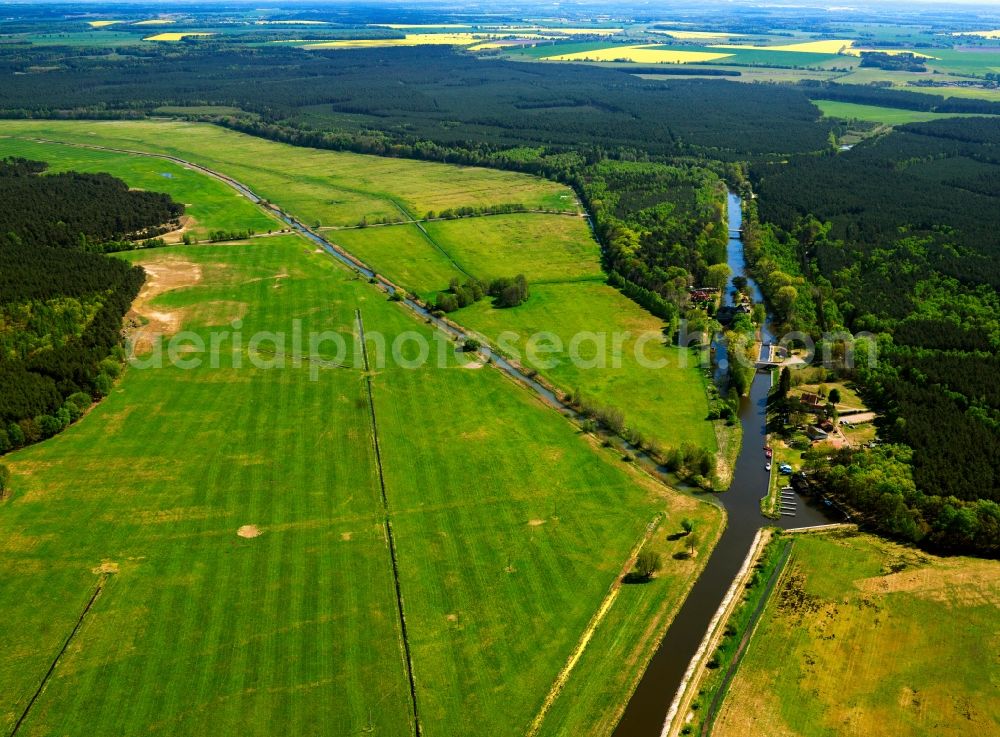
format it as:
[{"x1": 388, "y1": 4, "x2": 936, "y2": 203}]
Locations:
[{"x1": 0, "y1": 158, "x2": 181, "y2": 452}]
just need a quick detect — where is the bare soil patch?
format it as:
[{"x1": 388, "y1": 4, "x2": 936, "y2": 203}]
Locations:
[
  {"x1": 128, "y1": 258, "x2": 202, "y2": 352},
  {"x1": 161, "y1": 214, "x2": 197, "y2": 244},
  {"x1": 237, "y1": 524, "x2": 262, "y2": 539}
]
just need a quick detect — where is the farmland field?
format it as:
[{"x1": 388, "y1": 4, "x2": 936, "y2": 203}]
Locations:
[
  {"x1": 0, "y1": 121, "x2": 577, "y2": 227},
  {"x1": 458, "y1": 281, "x2": 717, "y2": 453},
  {"x1": 0, "y1": 229, "x2": 722, "y2": 736},
  {"x1": 541, "y1": 45, "x2": 733, "y2": 64},
  {"x1": 0, "y1": 123, "x2": 724, "y2": 736},
  {"x1": 813, "y1": 99, "x2": 992, "y2": 125},
  {"x1": 0, "y1": 119, "x2": 715, "y2": 456},
  {"x1": 332, "y1": 223, "x2": 466, "y2": 298},
  {"x1": 712, "y1": 531, "x2": 1000, "y2": 737},
  {"x1": 423, "y1": 214, "x2": 603, "y2": 283},
  {"x1": 332, "y1": 215, "x2": 715, "y2": 452}
]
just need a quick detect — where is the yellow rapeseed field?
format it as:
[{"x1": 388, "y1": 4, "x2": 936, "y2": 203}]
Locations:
[
  {"x1": 711, "y1": 39, "x2": 854, "y2": 53},
  {"x1": 653, "y1": 30, "x2": 745, "y2": 39},
  {"x1": 844, "y1": 47, "x2": 938, "y2": 59},
  {"x1": 304, "y1": 33, "x2": 508, "y2": 49},
  {"x1": 145, "y1": 32, "x2": 214, "y2": 41},
  {"x1": 952, "y1": 29, "x2": 1000, "y2": 39},
  {"x1": 542, "y1": 45, "x2": 734, "y2": 63}
]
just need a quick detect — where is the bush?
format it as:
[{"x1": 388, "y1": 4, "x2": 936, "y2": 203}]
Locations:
[{"x1": 93, "y1": 373, "x2": 113, "y2": 398}]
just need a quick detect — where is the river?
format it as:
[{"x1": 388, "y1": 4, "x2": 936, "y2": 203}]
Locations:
[{"x1": 611, "y1": 191, "x2": 836, "y2": 737}]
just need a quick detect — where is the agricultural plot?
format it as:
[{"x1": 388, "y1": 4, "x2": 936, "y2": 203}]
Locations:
[
  {"x1": 0, "y1": 120, "x2": 715, "y2": 456},
  {"x1": 710, "y1": 39, "x2": 854, "y2": 54},
  {"x1": 814, "y1": 100, "x2": 990, "y2": 125},
  {"x1": 542, "y1": 45, "x2": 733, "y2": 64},
  {"x1": 0, "y1": 230, "x2": 722, "y2": 736},
  {"x1": 459, "y1": 281, "x2": 717, "y2": 453},
  {"x1": 0, "y1": 121, "x2": 577, "y2": 226},
  {"x1": 145, "y1": 32, "x2": 214, "y2": 41},
  {"x1": 423, "y1": 214, "x2": 603, "y2": 284},
  {"x1": 647, "y1": 43, "x2": 847, "y2": 68},
  {"x1": 712, "y1": 531, "x2": 1000, "y2": 737},
  {"x1": 333, "y1": 223, "x2": 466, "y2": 299},
  {"x1": 335, "y1": 215, "x2": 713, "y2": 452},
  {"x1": 0, "y1": 137, "x2": 279, "y2": 240},
  {"x1": 0, "y1": 238, "x2": 414, "y2": 737}
]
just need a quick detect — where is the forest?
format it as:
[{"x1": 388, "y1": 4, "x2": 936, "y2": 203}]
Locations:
[
  {"x1": 0, "y1": 158, "x2": 180, "y2": 453},
  {"x1": 749, "y1": 119, "x2": 1000, "y2": 555},
  {"x1": 0, "y1": 45, "x2": 833, "y2": 161},
  {"x1": 579, "y1": 160, "x2": 730, "y2": 330}
]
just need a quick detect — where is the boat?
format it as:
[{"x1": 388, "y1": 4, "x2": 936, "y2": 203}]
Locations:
[{"x1": 765, "y1": 463, "x2": 772, "y2": 472}]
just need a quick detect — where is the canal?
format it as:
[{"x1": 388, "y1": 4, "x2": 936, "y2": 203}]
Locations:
[{"x1": 611, "y1": 191, "x2": 834, "y2": 737}]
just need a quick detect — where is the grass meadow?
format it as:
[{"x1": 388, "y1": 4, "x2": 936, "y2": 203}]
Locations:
[
  {"x1": 332, "y1": 214, "x2": 715, "y2": 452},
  {"x1": 332, "y1": 223, "x2": 467, "y2": 298},
  {"x1": 0, "y1": 120, "x2": 577, "y2": 226},
  {"x1": 423, "y1": 214, "x2": 603, "y2": 283},
  {"x1": 712, "y1": 531, "x2": 1000, "y2": 737},
  {"x1": 0, "y1": 137, "x2": 723, "y2": 736},
  {"x1": 0, "y1": 120, "x2": 715, "y2": 456},
  {"x1": 0, "y1": 238, "x2": 414, "y2": 736},
  {"x1": 813, "y1": 99, "x2": 993, "y2": 125},
  {"x1": 459, "y1": 281, "x2": 717, "y2": 453}
]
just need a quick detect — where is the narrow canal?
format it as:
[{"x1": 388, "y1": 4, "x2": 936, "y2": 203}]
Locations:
[{"x1": 611, "y1": 191, "x2": 834, "y2": 737}]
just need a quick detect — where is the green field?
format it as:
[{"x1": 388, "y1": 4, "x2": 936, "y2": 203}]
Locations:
[
  {"x1": 334, "y1": 217, "x2": 715, "y2": 453},
  {"x1": 331, "y1": 213, "x2": 603, "y2": 298},
  {"x1": 459, "y1": 281, "x2": 717, "y2": 453},
  {"x1": 424, "y1": 214, "x2": 602, "y2": 284},
  {"x1": 333, "y1": 223, "x2": 467, "y2": 298},
  {"x1": 0, "y1": 137, "x2": 279, "y2": 240},
  {"x1": 814, "y1": 99, "x2": 992, "y2": 125},
  {"x1": 0, "y1": 120, "x2": 715, "y2": 456},
  {"x1": 0, "y1": 120, "x2": 576, "y2": 227},
  {"x1": 0, "y1": 126, "x2": 724, "y2": 736},
  {"x1": 712, "y1": 531, "x2": 1000, "y2": 737}
]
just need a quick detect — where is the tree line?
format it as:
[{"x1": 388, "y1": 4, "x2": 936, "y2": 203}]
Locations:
[{"x1": 0, "y1": 158, "x2": 181, "y2": 454}]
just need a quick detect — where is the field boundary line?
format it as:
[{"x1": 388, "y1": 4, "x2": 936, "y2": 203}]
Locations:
[
  {"x1": 357, "y1": 308, "x2": 422, "y2": 737},
  {"x1": 10, "y1": 575, "x2": 108, "y2": 737},
  {"x1": 525, "y1": 513, "x2": 664, "y2": 737},
  {"x1": 318, "y1": 208, "x2": 585, "y2": 232},
  {"x1": 389, "y1": 199, "x2": 476, "y2": 279}
]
